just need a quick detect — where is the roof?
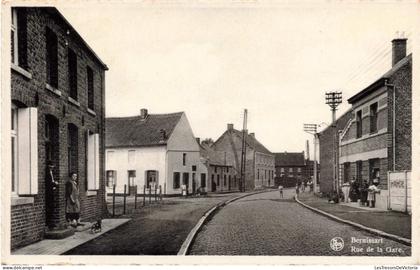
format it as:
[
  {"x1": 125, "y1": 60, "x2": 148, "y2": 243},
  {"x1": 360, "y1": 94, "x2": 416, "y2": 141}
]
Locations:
[
  {"x1": 228, "y1": 129, "x2": 272, "y2": 155},
  {"x1": 45, "y1": 8, "x2": 108, "y2": 70},
  {"x1": 348, "y1": 54, "x2": 411, "y2": 104},
  {"x1": 200, "y1": 144, "x2": 228, "y2": 166},
  {"x1": 274, "y1": 152, "x2": 305, "y2": 167},
  {"x1": 106, "y1": 112, "x2": 184, "y2": 148}
]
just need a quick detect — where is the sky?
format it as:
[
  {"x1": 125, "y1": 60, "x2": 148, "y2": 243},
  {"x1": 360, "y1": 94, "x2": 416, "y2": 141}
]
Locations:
[{"x1": 58, "y1": 1, "x2": 416, "y2": 159}]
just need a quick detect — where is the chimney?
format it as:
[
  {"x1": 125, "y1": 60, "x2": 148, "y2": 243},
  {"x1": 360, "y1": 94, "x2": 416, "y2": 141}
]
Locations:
[
  {"x1": 392, "y1": 38, "x2": 407, "y2": 66},
  {"x1": 196, "y1": 137, "x2": 200, "y2": 144},
  {"x1": 249, "y1": 132, "x2": 255, "y2": 138},
  {"x1": 140, "y1": 108, "x2": 148, "y2": 119},
  {"x1": 227, "y1": 123, "x2": 234, "y2": 131}
]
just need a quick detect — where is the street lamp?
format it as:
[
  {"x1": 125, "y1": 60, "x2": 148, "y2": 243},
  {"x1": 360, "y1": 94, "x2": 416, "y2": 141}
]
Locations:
[
  {"x1": 325, "y1": 91, "x2": 342, "y2": 195},
  {"x1": 303, "y1": 124, "x2": 318, "y2": 192}
]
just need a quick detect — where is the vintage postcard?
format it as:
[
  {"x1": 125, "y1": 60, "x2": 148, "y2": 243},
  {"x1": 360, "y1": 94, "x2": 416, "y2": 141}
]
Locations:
[{"x1": 1, "y1": 0, "x2": 419, "y2": 266}]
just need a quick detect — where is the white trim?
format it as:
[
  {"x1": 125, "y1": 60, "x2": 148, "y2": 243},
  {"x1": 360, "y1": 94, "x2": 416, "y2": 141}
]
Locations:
[
  {"x1": 11, "y1": 8, "x2": 18, "y2": 65},
  {"x1": 68, "y1": 96, "x2": 80, "y2": 107},
  {"x1": 339, "y1": 148, "x2": 387, "y2": 163},
  {"x1": 11, "y1": 196, "x2": 34, "y2": 206},
  {"x1": 11, "y1": 64, "x2": 32, "y2": 80},
  {"x1": 45, "y1": 83, "x2": 62, "y2": 97},
  {"x1": 86, "y1": 190, "x2": 97, "y2": 196},
  {"x1": 87, "y1": 108, "x2": 96, "y2": 116},
  {"x1": 341, "y1": 128, "x2": 387, "y2": 146}
]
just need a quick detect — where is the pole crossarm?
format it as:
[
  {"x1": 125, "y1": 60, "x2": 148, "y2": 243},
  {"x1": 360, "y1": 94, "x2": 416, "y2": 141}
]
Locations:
[{"x1": 303, "y1": 123, "x2": 317, "y2": 135}]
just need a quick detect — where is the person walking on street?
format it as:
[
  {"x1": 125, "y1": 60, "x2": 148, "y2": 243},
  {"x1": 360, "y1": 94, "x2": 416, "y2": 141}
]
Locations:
[
  {"x1": 295, "y1": 183, "x2": 300, "y2": 197},
  {"x1": 66, "y1": 172, "x2": 81, "y2": 227},
  {"x1": 278, "y1": 185, "x2": 284, "y2": 198}
]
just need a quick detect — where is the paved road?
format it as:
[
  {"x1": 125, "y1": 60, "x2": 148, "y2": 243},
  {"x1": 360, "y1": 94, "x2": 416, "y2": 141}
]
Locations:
[
  {"x1": 65, "y1": 193, "x2": 243, "y2": 255},
  {"x1": 189, "y1": 189, "x2": 411, "y2": 256}
]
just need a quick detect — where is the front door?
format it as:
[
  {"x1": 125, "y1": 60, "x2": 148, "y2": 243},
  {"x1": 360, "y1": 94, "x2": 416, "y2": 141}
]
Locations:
[{"x1": 146, "y1": 170, "x2": 158, "y2": 189}]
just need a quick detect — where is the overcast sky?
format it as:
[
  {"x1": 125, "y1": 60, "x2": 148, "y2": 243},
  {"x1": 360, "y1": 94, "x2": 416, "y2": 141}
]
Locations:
[{"x1": 58, "y1": 1, "x2": 415, "y2": 159}]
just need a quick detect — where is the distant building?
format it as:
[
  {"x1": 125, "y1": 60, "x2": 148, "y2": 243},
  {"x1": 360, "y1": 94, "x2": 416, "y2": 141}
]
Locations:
[
  {"x1": 9, "y1": 7, "x2": 108, "y2": 249},
  {"x1": 304, "y1": 159, "x2": 320, "y2": 183},
  {"x1": 274, "y1": 152, "x2": 305, "y2": 187},
  {"x1": 105, "y1": 109, "x2": 206, "y2": 195},
  {"x1": 211, "y1": 124, "x2": 275, "y2": 190},
  {"x1": 338, "y1": 39, "x2": 412, "y2": 210},
  {"x1": 199, "y1": 141, "x2": 239, "y2": 193}
]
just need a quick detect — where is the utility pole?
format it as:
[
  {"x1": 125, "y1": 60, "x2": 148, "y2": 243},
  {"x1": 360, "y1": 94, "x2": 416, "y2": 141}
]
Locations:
[
  {"x1": 240, "y1": 109, "x2": 248, "y2": 192},
  {"x1": 325, "y1": 91, "x2": 342, "y2": 194},
  {"x1": 303, "y1": 123, "x2": 318, "y2": 192}
]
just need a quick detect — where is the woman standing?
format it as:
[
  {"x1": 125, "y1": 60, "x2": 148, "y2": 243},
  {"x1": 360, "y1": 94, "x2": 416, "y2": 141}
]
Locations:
[{"x1": 66, "y1": 172, "x2": 81, "y2": 227}]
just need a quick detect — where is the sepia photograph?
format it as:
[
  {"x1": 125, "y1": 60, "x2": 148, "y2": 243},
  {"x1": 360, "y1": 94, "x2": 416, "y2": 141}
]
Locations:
[{"x1": 1, "y1": 0, "x2": 419, "y2": 266}]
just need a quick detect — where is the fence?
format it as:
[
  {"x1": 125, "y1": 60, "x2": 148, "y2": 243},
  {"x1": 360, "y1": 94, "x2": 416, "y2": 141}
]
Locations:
[
  {"x1": 388, "y1": 171, "x2": 411, "y2": 213},
  {"x1": 107, "y1": 184, "x2": 163, "y2": 216}
]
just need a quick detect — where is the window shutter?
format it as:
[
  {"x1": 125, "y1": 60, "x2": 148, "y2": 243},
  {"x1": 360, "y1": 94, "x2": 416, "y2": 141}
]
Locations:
[
  {"x1": 88, "y1": 133, "x2": 100, "y2": 190},
  {"x1": 17, "y1": 107, "x2": 38, "y2": 195},
  {"x1": 94, "y1": 133, "x2": 100, "y2": 189}
]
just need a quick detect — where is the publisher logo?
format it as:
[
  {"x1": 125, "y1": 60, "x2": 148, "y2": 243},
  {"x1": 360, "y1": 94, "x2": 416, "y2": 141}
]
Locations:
[{"x1": 330, "y1": 237, "x2": 344, "y2": 251}]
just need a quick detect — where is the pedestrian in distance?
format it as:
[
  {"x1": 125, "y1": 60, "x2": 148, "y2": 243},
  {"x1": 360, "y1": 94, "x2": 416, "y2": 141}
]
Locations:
[
  {"x1": 278, "y1": 185, "x2": 284, "y2": 198},
  {"x1": 295, "y1": 183, "x2": 300, "y2": 197},
  {"x1": 66, "y1": 172, "x2": 81, "y2": 228}
]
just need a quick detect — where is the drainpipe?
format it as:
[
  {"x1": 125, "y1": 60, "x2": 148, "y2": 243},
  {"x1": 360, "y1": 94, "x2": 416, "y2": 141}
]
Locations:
[{"x1": 385, "y1": 81, "x2": 396, "y2": 171}]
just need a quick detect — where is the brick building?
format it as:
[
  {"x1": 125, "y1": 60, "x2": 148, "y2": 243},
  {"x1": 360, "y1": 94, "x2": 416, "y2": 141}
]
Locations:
[
  {"x1": 211, "y1": 124, "x2": 275, "y2": 190},
  {"x1": 9, "y1": 7, "x2": 108, "y2": 249},
  {"x1": 318, "y1": 110, "x2": 352, "y2": 194},
  {"x1": 337, "y1": 39, "x2": 412, "y2": 209},
  {"x1": 199, "y1": 141, "x2": 239, "y2": 193},
  {"x1": 274, "y1": 152, "x2": 305, "y2": 187}
]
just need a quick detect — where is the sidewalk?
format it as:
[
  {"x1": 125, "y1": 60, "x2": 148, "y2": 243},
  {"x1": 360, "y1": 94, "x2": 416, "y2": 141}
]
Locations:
[
  {"x1": 12, "y1": 219, "x2": 130, "y2": 255},
  {"x1": 297, "y1": 192, "x2": 411, "y2": 240}
]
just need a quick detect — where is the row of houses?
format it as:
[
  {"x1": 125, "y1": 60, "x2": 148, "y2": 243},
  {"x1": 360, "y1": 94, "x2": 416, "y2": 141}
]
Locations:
[
  {"x1": 6, "y1": 7, "x2": 277, "y2": 250},
  {"x1": 105, "y1": 117, "x2": 276, "y2": 195},
  {"x1": 274, "y1": 152, "x2": 319, "y2": 187},
  {"x1": 318, "y1": 38, "x2": 412, "y2": 211}
]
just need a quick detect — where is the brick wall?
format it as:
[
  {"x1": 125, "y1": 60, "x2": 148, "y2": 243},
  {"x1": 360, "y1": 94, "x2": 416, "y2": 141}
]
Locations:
[
  {"x1": 388, "y1": 57, "x2": 412, "y2": 171},
  {"x1": 10, "y1": 8, "x2": 107, "y2": 250},
  {"x1": 319, "y1": 110, "x2": 352, "y2": 194}
]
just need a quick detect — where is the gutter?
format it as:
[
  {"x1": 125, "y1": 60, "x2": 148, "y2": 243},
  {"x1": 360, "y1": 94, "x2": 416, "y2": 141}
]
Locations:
[{"x1": 385, "y1": 80, "x2": 396, "y2": 171}]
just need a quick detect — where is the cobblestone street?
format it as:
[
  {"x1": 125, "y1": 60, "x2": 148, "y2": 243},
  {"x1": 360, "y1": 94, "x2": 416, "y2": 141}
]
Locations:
[{"x1": 189, "y1": 189, "x2": 411, "y2": 256}]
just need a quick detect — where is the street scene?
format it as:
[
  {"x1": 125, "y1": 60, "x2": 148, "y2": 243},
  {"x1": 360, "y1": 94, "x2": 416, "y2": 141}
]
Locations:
[{"x1": 2, "y1": 1, "x2": 415, "y2": 263}]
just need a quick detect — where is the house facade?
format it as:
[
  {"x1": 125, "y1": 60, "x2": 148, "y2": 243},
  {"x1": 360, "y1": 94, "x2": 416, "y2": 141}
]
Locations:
[
  {"x1": 274, "y1": 152, "x2": 306, "y2": 187},
  {"x1": 199, "y1": 141, "x2": 239, "y2": 193},
  {"x1": 106, "y1": 109, "x2": 206, "y2": 195},
  {"x1": 318, "y1": 110, "x2": 352, "y2": 194},
  {"x1": 211, "y1": 124, "x2": 275, "y2": 190},
  {"x1": 8, "y1": 7, "x2": 107, "y2": 250},
  {"x1": 338, "y1": 39, "x2": 412, "y2": 210}
]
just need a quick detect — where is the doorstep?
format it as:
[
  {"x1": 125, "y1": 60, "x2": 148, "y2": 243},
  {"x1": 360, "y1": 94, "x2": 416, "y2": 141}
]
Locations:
[{"x1": 12, "y1": 218, "x2": 130, "y2": 255}]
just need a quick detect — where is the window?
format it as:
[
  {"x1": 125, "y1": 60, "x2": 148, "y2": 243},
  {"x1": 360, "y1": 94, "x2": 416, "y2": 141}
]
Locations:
[
  {"x1": 182, "y1": 153, "x2": 186, "y2": 166},
  {"x1": 11, "y1": 105, "x2": 38, "y2": 195},
  {"x1": 223, "y1": 175, "x2": 226, "y2": 186},
  {"x1": 11, "y1": 8, "x2": 27, "y2": 68},
  {"x1": 289, "y1": 168, "x2": 293, "y2": 172},
  {"x1": 173, "y1": 172, "x2": 180, "y2": 189},
  {"x1": 68, "y1": 48, "x2": 78, "y2": 100},
  {"x1": 297, "y1": 168, "x2": 302, "y2": 173},
  {"x1": 87, "y1": 132, "x2": 100, "y2": 190},
  {"x1": 128, "y1": 170, "x2": 136, "y2": 187},
  {"x1": 87, "y1": 66, "x2": 94, "y2": 110},
  {"x1": 217, "y1": 175, "x2": 220, "y2": 186},
  {"x1": 67, "y1": 124, "x2": 78, "y2": 175},
  {"x1": 257, "y1": 169, "x2": 259, "y2": 179},
  {"x1": 46, "y1": 27, "x2": 58, "y2": 88},
  {"x1": 280, "y1": 168, "x2": 284, "y2": 173},
  {"x1": 201, "y1": 173, "x2": 206, "y2": 187},
  {"x1": 356, "y1": 160, "x2": 363, "y2": 182},
  {"x1": 370, "y1": 103, "x2": 378, "y2": 133},
  {"x1": 356, "y1": 110, "x2": 362, "y2": 138},
  {"x1": 106, "y1": 170, "x2": 116, "y2": 187},
  {"x1": 343, "y1": 163, "x2": 350, "y2": 183}
]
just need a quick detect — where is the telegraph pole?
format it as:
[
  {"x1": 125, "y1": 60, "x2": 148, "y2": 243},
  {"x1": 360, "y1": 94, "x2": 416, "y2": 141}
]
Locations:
[
  {"x1": 325, "y1": 91, "x2": 342, "y2": 194},
  {"x1": 240, "y1": 109, "x2": 248, "y2": 192},
  {"x1": 304, "y1": 123, "x2": 318, "y2": 192}
]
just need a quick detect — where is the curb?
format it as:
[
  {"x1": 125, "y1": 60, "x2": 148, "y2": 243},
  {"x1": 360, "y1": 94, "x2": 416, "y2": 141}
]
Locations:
[
  {"x1": 294, "y1": 195, "x2": 411, "y2": 246},
  {"x1": 177, "y1": 189, "x2": 274, "y2": 255}
]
